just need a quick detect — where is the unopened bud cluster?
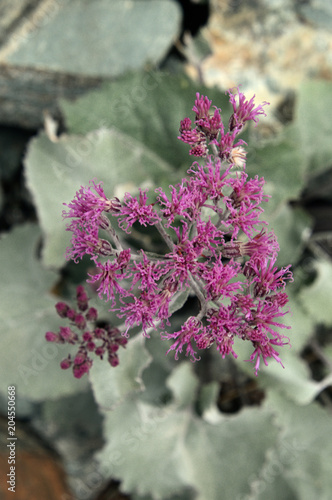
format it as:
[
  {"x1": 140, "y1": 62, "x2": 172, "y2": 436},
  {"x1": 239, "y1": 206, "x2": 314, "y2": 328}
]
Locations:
[{"x1": 46, "y1": 285, "x2": 127, "y2": 378}]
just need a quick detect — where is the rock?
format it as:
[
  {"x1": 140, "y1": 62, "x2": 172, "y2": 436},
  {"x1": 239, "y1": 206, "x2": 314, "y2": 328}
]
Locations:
[
  {"x1": 0, "y1": 65, "x2": 103, "y2": 129},
  {"x1": 188, "y1": 0, "x2": 332, "y2": 120},
  {"x1": 298, "y1": 0, "x2": 332, "y2": 31},
  {"x1": 0, "y1": 416, "x2": 75, "y2": 500},
  {"x1": 0, "y1": 0, "x2": 181, "y2": 129},
  {"x1": 0, "y1": 0, "x2": 40, "y2": 45}
]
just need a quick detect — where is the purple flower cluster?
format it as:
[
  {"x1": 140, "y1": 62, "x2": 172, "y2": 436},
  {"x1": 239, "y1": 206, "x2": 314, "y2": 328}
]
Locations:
[
  {"x1": 178, "y1": 88, "x2": 268, "y2": 164},
  {"x1": 46, "y1": 285, "x2": 127, "y2": 378},
  {"x1": 54, "y1": 87, "x2": 293, "y2": 376}
]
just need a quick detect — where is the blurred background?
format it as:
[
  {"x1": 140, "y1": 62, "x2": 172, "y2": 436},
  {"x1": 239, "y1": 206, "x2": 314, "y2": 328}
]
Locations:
[{"x1": 1, "y1": 1, "x2": 332, "y2": 499}]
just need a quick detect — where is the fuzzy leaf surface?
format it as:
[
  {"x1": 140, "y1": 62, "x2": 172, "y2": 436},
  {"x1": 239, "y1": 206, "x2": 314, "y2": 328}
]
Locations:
[
  {"x1": 24, "y1": 129, "x2": 173, "y2": 268},
  {"x1": 298, "y1": 259, "x2": 332, "y2": 326},
  {"x1": 250, "y1": 391, "x2": 332, "y2": 500},
  {"x1": 97, "y1": 362, "x2": 279, "y2": 500},
  {"x1": 89, "y1": 334, "x2": 152, "y2": 411},
  {"x1": 0, "y1": 224, "x2": 88, "y2": 400},
  {"x1": 60, "y1": 71, "x2": 232, "y2": 169},
  {"x1": 295, "y1": 80, "x2": 332, "y2": 176}
]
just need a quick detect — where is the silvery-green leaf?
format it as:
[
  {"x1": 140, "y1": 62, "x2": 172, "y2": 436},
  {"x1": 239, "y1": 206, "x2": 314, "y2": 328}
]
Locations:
[{"x1": 0, "y1": 224, "x2": 88, "y2": 400}]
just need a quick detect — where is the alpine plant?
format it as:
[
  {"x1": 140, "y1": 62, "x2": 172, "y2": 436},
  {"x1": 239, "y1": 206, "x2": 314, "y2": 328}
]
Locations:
[{"x1": 46, "y1": 87, "x2": 293, "y2": 378}]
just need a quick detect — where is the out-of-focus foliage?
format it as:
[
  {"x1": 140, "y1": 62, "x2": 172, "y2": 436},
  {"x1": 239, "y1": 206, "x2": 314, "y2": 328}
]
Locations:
[
  {"x1": 6, "y1": 0, "x2": 181, "y2": 78},
  {"x1": 0, "y1": 224, "x2": 89, "y2": 400}
]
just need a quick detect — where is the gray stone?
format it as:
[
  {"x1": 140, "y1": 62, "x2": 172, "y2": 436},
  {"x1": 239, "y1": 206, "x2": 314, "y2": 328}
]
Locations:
[
  {"x1": 299, "y1": 0, "x2": 332, "y2": 32},
  {"x1": 197, "y1": 0, "x2": 332, "y2": 119},
  {"x1": 0, "y1": 0, "x2": 181, "y2": 128},
  {"x1": 0, "y1": 0, "x2": 40, "y2": 45}
]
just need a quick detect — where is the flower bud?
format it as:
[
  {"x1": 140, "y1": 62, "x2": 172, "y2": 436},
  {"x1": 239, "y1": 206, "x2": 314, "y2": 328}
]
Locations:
[
  {"x1": 74, "y1": 351, "x2": 86, "y2": 365},
  {"x1": 82, "y1": 331, "x2": 93, "y2": 342},
  {"x1": 99, "y1": 239, "x2": 113, "y2": 256},
  {"x1": 94, "y1": 327, "x2": 106, "y2": 339},
  {"x1": 87, "y1": 341, "x2": 96, "y2": 351},
  {"x1": 45, "y1": 331, "x2": 60, "y2": 342},
  {"x1": 73, "y1": 362, "x2": 91, "y2": 378},
  {"x1": 75, "y1": 313, "x2": 87, "y2": 330},
  {"x1": 60, "y1": 357, "x2": 72, "y2": 370},
  {"x1": 109, "y1": 343, "x2": 119, "y2": 353},
  {"x1": 99, "y1": 214, "x2": 111, "y2": 230},
  {"x1": 95, "y1": 347, "x2": 105, "y2": 357},
  {"x1": 117, "y1": 249, "x2": 131, "y2": 268},
  {"x1": 59, "y1": 326, "x2": 77, "y2": 342},
  {"x1": 67, "y1": 308, "x2": 76, "y2": 320},
  {"x1": 55, "y1": 302, "x2": 70, "y2": 318},
  {"x1": 105, "y1": 197, "x2": 121, "y2": 213},
  {"x1": 117, "y1": 337, "x2": 128, "y2": 346},
  {"x1": 109, "y1": 355, "x2": 119, "y2": 367},
  {"x1": 76, "y1": 285, "x2": 89, "y2": 311},
  {"x1": 86, "y1": 307, "x2": 98, "y2": 322}
]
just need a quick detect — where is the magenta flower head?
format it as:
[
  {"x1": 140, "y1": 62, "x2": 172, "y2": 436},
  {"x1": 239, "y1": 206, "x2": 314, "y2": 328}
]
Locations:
[
  {"x1": 62, "y1": 179, "x2": 121, "y2": 232},
  {"x1": 227, "y1": 86, "x2": 269, "y2": 133},
  {"x1": 118, "y1": 189, "x2": 161, "y2": 233},
  {"x1": 50, "y1": 85, "x2": 293, "y2": 377},
  {"x1": 192, "y1": 93, "x2": 223, "y2": 140}
]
